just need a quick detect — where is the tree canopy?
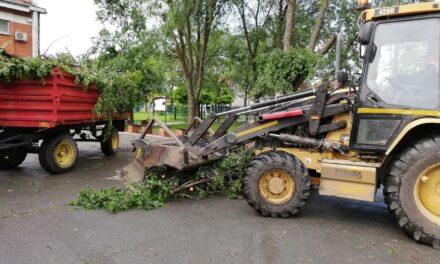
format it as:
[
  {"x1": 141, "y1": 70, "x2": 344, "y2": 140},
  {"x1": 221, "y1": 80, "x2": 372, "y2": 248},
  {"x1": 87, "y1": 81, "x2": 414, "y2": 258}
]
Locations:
[{"x1": 87, "y1": 0, "x2": 430, "y2": 121}]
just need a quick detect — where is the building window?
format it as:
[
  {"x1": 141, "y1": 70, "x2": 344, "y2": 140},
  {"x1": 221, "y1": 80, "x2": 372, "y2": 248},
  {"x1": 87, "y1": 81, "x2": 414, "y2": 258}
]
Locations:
[{"x1": 0, "y1": 19, "x2": 10, "y2": 35}]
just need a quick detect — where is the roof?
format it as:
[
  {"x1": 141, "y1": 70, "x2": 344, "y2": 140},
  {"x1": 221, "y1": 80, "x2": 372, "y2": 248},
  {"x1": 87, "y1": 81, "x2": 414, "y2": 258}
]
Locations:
[
  {"x1": 0, "y1": 0, "x2": 46, "y2": 13},
  {"x1": 363, "y1": 2, "x2": 440, "y2": 21},
  {"x1": 4, "y1": 0, "x2": 33, "y2": 6}
]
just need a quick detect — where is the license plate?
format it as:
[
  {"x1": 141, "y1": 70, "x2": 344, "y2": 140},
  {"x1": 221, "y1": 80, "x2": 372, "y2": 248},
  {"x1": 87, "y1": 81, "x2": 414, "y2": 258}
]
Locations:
[{"x1": 375, "y1": 7, "x2": 399, "y2": 17}]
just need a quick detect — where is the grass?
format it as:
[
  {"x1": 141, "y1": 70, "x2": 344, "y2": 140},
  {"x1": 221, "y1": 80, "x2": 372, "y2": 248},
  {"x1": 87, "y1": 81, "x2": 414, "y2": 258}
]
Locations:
[{"x1": 133, "y1": 112, "x2": 186, "y2": 123}]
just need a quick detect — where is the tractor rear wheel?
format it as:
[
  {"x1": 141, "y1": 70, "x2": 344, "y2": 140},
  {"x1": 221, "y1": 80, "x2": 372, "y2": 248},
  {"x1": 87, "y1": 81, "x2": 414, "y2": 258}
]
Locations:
[
  {"x1": 244, "y1": 150, "x2": 310, "y2": 217},
  {"x1": 0, "y1": 147, "x2": 27, "y2": 169},
  {"x1": 39, "y1": 134, "x2": 78, "y2": 174},
  {"x1": 384, "y1": 136, "x2": 440, "y2": 249}
]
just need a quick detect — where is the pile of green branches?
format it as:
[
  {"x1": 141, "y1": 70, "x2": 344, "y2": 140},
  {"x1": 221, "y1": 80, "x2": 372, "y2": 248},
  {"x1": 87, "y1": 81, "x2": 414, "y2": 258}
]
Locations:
[
  {"x1": 0, "y1": 50, "x2": 145, "y2": 119},
  {"x1": 71, "y1": 147, "x2": 255, "y2": 213}
]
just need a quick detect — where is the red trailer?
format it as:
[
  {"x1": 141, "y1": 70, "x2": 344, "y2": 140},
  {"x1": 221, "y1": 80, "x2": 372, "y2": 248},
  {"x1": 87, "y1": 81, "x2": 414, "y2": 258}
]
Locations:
[{"x1": 0, "y1": 68, "x2": 125, "y2": 173}]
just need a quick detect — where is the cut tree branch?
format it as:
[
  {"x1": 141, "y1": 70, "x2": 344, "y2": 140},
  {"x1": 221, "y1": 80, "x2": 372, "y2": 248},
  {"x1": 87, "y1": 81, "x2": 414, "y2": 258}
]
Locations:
[
  {"x1": 308, "y1": 0, "x2": 329, "y2": 51},
  {"x1": 318, "y1": 35, "x2": 336, "y2": 55},
  {"x1": 170, "y1": 179, "x2": 210, "y2": 194}
]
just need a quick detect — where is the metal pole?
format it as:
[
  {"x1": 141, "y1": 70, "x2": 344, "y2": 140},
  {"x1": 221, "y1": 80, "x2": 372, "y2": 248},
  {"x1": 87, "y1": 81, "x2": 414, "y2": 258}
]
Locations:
[
  {"x1": 216, "y1": 88, "x2": 316, "y2": 117},
  {"x1": 335, "y1": 31, "x2": 343, "y2": 79},
  {"x1": 164, "y1": 97, "x2": 167, "y2": 125}
]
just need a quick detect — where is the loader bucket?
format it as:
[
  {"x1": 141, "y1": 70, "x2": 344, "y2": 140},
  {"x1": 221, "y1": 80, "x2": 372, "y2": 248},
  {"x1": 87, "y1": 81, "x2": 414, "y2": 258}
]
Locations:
[{"x1": 119, "y1": 118, "x2": 221, "y2": 183}]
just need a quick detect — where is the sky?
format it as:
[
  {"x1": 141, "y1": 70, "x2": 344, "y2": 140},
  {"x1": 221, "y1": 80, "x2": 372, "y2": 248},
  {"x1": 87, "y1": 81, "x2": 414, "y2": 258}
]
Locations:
[{"x1": 36, "y1": 0, "x2": 103, "y2": 57}]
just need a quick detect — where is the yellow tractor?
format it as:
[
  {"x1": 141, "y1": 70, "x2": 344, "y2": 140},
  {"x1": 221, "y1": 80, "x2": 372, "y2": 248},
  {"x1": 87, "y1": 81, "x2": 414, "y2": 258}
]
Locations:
[{"x1": 121, "y1": 1, "x2": 440, "y2": 248}]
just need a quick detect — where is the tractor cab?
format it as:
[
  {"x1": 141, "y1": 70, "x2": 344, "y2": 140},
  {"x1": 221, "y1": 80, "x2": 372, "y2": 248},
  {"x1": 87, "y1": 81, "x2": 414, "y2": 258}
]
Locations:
[{"x1": 351, "y1": 2, "x2": 440, "y2": 152}]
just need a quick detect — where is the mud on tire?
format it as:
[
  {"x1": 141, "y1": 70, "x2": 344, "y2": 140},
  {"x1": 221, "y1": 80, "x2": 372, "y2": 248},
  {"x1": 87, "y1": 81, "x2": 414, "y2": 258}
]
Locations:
[
  {"x1": 384, "y1": 136, "x2": 440, "y2": 249},
  {"x1": 244, "y1": 150, "x2": 310, "y2": 217}
]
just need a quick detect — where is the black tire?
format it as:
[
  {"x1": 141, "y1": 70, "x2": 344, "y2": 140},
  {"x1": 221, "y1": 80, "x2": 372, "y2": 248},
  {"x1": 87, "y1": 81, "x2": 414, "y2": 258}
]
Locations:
[
  {"x1": 39, "y1": 134, "x2": 78, "y2": 174},
  {"x1": 384, "y1": 136, "x2": 440, "y2": 249},
  {"x1": 0, "y1": 147, "x2": 27, "y2": 169},
  {"x1": 244, "y1": 150, "x2": 310, "y2": 217},
  {"x1": 101, "y1": 128, "x2": 119, "y2": 156}
]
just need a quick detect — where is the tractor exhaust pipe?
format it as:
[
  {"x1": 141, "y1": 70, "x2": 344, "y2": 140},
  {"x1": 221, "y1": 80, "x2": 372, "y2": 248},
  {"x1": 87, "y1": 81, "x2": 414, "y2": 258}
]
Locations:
[{"x1": 335, "y1": 31, "x2": 343, "y2": 77}]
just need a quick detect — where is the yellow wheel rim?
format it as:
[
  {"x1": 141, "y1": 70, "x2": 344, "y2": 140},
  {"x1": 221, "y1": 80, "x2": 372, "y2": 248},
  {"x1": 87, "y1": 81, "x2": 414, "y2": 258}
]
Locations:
[
  {"x1": 258, "y1": 169, "x2": 295, "y2": 205},
  {"x1": 111, "y1": 132, "x2": 119, "y2": 151},
  {"x1": 414, "y1": 163, "x2": 440, "y2": 225},
  {"x1": 53, "y1": 139, "x2": 76, "y2": 168}
]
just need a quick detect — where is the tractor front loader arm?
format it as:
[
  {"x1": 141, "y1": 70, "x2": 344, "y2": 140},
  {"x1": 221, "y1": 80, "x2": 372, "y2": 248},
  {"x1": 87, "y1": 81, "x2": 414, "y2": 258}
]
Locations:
[
  {"x1": 119, "y1": 85, "x2": 352, "y2": 184},
  {"x1": 202, "y1": 103, "x2": 349, "y2": 156}
]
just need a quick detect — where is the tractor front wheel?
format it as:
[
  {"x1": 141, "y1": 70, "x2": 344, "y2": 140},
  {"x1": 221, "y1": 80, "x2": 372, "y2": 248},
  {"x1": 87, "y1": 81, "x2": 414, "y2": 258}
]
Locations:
[
  {"x1": 244, "y1": 150, "x2": 310, "y2": 217},
  {"x1": 384, "y1": 136, "x2": 440, "y2": 249},
  {"x1": 39, "y1": 134, "x2": 78, "y2": 174}
]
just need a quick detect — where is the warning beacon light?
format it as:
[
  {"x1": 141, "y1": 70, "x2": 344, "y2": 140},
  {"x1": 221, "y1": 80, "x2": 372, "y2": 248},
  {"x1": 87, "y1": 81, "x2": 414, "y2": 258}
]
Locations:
[{"x1": 357, "y1": 0, "x2": 371, "y2": 10}]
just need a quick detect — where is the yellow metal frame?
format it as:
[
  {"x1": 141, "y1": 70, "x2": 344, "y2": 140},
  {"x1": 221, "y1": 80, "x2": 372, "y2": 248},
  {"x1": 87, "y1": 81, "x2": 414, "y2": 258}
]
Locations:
[
  {"x1": 236, "y1": 121, "x2": 279, "y2": 138},
  {"x1": 256, "y1": 112, "x2": 383, "y2": 202},
  {"x1": 386, "y1": 118, "x2": 440, "y2": 155},
  {"x1": 357, "y1": 110, "x2": 440, "y2": 156},
  {"x1": 257, "y1": 113, "x2": 362, "y2": 172},
  {"x1": 363, "y1": 2, "x2": 440, "y2": 21},
  {"x1": 358, "y1": 108, "x2": 440, "y2": 116}
]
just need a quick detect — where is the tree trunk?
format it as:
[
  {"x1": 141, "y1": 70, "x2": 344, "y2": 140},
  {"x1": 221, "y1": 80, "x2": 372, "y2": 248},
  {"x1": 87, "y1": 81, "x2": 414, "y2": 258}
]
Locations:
[
  {"x1": 188, "y1": 94, "x2": 199, "y2": 123},
  {"x1": 129, "y1": 111, "x2": 134, "y2": 124},
  {"x1": 275, "y1": 0, "x2": 286, "y2": 49},
  {"x1": 308, "y1": 0, "x2": 329, "y2": 51},
  {"x1": 283, "y1": 0, "x2": 296, "y2": 52}
]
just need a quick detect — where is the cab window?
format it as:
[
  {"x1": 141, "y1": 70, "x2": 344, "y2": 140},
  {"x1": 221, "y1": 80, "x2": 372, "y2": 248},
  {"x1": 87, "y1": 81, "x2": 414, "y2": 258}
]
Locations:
[{"x1": 365, "y1": 18, "x2": 440, "y2": 109}]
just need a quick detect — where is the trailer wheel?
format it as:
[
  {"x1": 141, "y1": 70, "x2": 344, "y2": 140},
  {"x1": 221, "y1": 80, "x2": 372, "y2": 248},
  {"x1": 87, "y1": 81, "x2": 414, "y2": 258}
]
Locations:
[
  {"x1": 0, "y1": 147, "x2": 27, "y2": 169},
  {"x1": 39, "y1": 134, "x2": 78, "y2": 174},
  {"x1": 244, "y1": 150, "x2": 310, "y2": 217},
  {"x1": 384, "y1": 136, "x2": 440, "y2": 249},
  {"x1": 101, "y1": 128, "x2": 119, "y2": 156}
]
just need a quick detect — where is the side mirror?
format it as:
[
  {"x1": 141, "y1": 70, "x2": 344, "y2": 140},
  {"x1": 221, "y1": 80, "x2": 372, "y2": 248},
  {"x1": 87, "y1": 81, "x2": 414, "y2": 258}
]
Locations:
[
  {"x1": 359, "y1": 22, "x2": 374, "y2": 45},
  {"x1": 351, "y1": 73, "x2": 362, "y2": 87}
]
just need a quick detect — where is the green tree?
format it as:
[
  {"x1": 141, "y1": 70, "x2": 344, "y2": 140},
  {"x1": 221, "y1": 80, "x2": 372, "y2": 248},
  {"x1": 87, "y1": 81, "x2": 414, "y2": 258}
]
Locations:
[
  {"x1": 96, "y1": 0, "x2": 228, "y2": 122},
  {"x1": 229, "y1": 0, "x2": 274, "y2": 104},
  {"x1": 255, "y1": 0, "x2": 335, "y2": 95},
  {"x1": 163, "y1": 0, "x2": 228, "y2": 122},
  {"x1": 254, "y1": 48, "x2": 319, "y2": 96},
  {"x1": 173, "y1": 85, "x2": 188, "y2": 105}
]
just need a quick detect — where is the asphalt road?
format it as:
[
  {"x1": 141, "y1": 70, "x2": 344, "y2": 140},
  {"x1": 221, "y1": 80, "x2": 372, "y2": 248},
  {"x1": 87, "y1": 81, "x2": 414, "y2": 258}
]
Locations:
[{"x1": 1, "y1": 133, "x2": 439, "y2": 264}]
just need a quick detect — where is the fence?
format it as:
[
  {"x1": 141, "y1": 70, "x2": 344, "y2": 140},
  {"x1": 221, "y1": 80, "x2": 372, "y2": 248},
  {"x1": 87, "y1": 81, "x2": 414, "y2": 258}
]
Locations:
[{"x1": 133, "y1": 104, "x2": 246, "y2": 126}]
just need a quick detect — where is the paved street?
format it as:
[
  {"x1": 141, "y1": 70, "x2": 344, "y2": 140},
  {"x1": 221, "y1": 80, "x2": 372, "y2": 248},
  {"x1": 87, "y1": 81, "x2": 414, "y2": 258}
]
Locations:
[{"x1": 0, "y1": 133, "x2": 439, "y2": 264}]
